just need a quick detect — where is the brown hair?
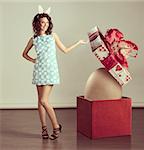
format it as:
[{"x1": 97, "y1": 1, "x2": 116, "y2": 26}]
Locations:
[{"x1": 32, "y1": 13, "x2": 53, "y2": 37}]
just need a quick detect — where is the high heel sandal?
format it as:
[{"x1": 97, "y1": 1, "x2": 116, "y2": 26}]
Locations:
[
  {"x1": 42, "y1": 126, "x2": 49, "y2": 139},
  {"x1": 50, "y1": 124, "x2": 62, "y2": 140}
]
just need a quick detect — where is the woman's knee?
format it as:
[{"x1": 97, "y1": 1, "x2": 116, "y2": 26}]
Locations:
[
  {"x1": 39, "y1": 99, "x2": 50, "y2": 108},
  {"x1": 39, "y1": 99, "x2": 47, "y2": 106}
]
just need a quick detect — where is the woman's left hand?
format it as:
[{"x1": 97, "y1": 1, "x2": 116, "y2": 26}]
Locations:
[{"x1": 78, "y1": 40, "x2": 89, "y2": 45}]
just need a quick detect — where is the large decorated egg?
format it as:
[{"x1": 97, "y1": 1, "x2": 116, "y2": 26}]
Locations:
[{"x1": 84, "y1": 68, "x2": 122, "y2": 100}]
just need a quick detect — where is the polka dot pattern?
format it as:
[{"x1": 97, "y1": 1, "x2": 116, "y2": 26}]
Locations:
[{"x1": 32, "y1": 35, "x2": 60, "y2": 85}]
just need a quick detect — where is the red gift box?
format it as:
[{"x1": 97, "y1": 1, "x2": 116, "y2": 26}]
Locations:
[{"x1": 77, "y1": 96, "x2": 132, "y2": 139}]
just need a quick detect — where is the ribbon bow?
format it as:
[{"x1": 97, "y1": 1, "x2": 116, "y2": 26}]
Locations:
[
  {"x1": 38, "y1": 5, "x2": 51, "y2": 15},
  {"x1": 105, "y1": 29, "x2": 138, "y2": 58}
]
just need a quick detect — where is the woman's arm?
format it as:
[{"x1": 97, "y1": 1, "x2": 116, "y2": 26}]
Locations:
[
  {"x1": 22, "y1": 37, "x2": 36, "y2": 63},
  {"x1": 53, "y1": 32, "x2": 86, "y2": 53}
]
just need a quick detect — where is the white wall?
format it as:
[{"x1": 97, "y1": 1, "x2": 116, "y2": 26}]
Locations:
[{"x1": 0, "y1": 0, "x2": 144, "y2": 108}]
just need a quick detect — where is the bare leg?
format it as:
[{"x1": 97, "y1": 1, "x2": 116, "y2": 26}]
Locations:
[
  {"x1": 37, "y1": 86, "x2": 47, "y2": 127},
  {"x1": 37, "y1": 85, "x2": 59, "y2": 129}
]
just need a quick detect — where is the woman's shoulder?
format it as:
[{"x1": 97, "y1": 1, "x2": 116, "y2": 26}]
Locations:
[
  {"x1": 30, "y1": 35, "x2": 37, "y2": 45},
  {"x1": 27, "y1": 37, "x2": 34, "y2": 43},
  {"x1": 52, "y1": 32, "x2": 58, "y2": 37},
  {"x1": 52, "y1": 32, "x2": 60, "y2": 41}
]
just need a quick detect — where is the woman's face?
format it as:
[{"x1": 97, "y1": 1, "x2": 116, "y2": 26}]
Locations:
[{"x1": 39, "y1": 17, "x2": 49, "y2": 32}]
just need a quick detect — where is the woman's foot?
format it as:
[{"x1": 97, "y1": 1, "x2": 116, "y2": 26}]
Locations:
[
  {"x1": 50, "y1": 124, "x2": 62, "y2": 140},
  {"x1": 42, "y1": 126, "x2": 49, "y2": 139}
]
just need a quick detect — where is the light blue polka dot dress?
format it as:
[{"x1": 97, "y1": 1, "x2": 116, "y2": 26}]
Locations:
[{"x1": 32, "y1": 34, "x2": 60, "y2": 85}]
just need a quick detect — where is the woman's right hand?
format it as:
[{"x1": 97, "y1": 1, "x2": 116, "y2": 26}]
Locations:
[{"x1": 31, "y1": 58, "x2": 36, "y2": 64}]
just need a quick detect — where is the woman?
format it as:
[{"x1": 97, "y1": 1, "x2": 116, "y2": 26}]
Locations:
[{"x1": 22, "y1": 10, "x2": 86, "y2": 140}]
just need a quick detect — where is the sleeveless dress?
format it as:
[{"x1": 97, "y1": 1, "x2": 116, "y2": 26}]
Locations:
[{"x1": 32, "y1": 34, "x2": 60, "y2": 85}]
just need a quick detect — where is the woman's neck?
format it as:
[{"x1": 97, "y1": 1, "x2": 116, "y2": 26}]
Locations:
[{"x1": 39, "y1": 31, "x2": 46, "y2": 36}]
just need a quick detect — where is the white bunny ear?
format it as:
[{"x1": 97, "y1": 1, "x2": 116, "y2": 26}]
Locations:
[
  {"x1": 45, "y1": 7, "x2": 51, "y2": 15},
  {"x1": 38, "y1": 5, "x2": 44, "y2": 14}
]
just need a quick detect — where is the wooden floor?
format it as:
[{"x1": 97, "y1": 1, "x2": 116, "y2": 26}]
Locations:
[{"x1": 0, "y1": 108, "x2": 144, "y2": 150}]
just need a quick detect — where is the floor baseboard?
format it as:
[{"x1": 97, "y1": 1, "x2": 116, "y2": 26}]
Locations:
[{"x1": 0, "y1": 102, "x2": 143, "y2": 109}]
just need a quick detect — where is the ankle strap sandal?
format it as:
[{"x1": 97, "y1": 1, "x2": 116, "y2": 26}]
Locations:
[
  {"x1": 42, "y1": 126, "x2": 49, "y2": 139},
  {"x1": 50, "y1": 124, "x2": 62, "y2": 140}
]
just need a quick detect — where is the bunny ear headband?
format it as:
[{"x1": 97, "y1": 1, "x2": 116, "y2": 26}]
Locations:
[{"x1": 38, "y1": 5, "x2": 51, "y2": 15}]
